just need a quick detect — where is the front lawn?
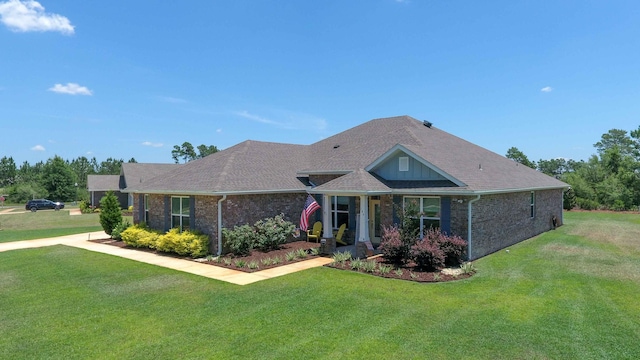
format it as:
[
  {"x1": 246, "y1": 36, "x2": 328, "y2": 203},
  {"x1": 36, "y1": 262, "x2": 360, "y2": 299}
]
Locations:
[
  {"x1": 0, "y1": 211, "x2": 639, "y2": 359},
  {"x1": 0, "y1": 210, "x2": 130, "y2": 243}
]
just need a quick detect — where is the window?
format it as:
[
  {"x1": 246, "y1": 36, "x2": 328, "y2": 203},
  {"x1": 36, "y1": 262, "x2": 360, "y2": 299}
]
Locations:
[
  {"x1": 403, "y1": 196, "x2": 441, "y2": 235},
  {"x1": 331, "y1": 196, "x2": 349, "y2": 230},
  {"x1": 144, "y1": 194, "x2": 149, "y2": 224},
  {"x1": 171, "y1": 196, "x2": 190, "y2": 231},
  {"x1": 399, "y1": 156, "x2": 409, "y2": 172},
  {"x1": 530, "y1": 191, "x2": 535, "y2": 218}
]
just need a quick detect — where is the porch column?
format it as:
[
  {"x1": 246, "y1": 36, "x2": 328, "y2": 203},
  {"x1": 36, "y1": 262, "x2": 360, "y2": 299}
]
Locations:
[
  {"x1": 322, "y1": 194, "x2": 333, "y2": 238},
  {"x1": 358, "y1": 195, "x2": 369, "y2": 242}
]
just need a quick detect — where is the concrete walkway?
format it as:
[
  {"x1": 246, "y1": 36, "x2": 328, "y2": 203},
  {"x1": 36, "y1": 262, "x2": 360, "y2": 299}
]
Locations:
[{"x1": 0, "y1": 232, "x2": 334, "y2": 285}]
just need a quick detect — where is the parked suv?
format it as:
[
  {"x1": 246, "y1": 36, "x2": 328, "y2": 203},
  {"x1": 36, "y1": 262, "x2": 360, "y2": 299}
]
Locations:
[{"x1": 25, "y1": 199, "x2": 65, "y2": 212}]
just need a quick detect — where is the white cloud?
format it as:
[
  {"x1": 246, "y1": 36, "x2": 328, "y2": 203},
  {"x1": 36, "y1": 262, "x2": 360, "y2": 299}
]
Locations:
[
  {"x1": 234, "y1": 110, "x2": 327, "y2": 131},
  {"x1": 157, "y1": 96, "x2": 187, "y2": 104},
  {"x1": 0, "y1": 0, "x2": 74, "y2": 34},
  {"x1": 48, "y1": 83, "x2": 93, "y2": 95},
  {"x1": 541, "y1": 86, "x2": 553, "y2": 93},
  {"x1": 216, "y1": 128, "x2": 222, "y2": 133},
  {"x1": 142, "y1": 141, "x2": 163, "y2": 148},
  {"x1": 31, "y1": 144, "x2": 45, "y2": 151}
]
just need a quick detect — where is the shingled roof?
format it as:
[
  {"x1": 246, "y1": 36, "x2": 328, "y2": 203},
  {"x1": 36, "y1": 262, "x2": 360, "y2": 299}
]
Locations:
[
  {"x1": 125, "y1": 116, "x2": 567, "y2": 195},
  {"x1": 87, "y1": 175, "x2": 120, "y2": 191}
]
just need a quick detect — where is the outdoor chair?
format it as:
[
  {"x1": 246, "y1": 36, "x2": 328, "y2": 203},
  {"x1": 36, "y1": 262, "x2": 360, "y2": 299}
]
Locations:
[
  {"x1": 307, "y1": 221, "x2": 322, "y2": 242},
  {"x1": 334, "y1": 223, "x2": 347, "y2": 246}
]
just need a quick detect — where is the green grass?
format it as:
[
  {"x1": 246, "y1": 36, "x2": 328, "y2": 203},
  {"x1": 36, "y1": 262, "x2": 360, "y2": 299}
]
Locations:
[
  {"x1": 0, "y1": 210, "x2": 131, "y2": 242},
  {"x1": 1, "y1": 212, "x2": 639, "y2": 359}
]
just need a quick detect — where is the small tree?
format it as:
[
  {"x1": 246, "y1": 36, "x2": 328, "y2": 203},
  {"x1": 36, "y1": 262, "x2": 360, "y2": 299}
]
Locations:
[{"x1": 99, "y1": 191, "x2": 122, "y2": 236}]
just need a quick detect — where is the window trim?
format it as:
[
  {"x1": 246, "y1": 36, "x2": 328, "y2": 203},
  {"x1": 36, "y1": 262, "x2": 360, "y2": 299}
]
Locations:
[
  {"x1": 403, "y1": 196, "x2": 441, "y2": 234},
  {"x1": 144, "y1": 194, "x2": 149, "y2": 224},
  {"x1": 330, "y1": 196, "x2": 349, "y2": 230},
  {"x1": 530, "y1": 191, "x2": 535, "y2": 218},
  {"x1": 399, "y1": 156, "x2": 409, "y2": 172},
  {"x1": 171, "y1": 196, "x2": 190, "y2": 232}
]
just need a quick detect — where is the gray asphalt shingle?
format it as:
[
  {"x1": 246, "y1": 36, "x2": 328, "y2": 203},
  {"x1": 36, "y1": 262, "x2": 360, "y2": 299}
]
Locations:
[{"x1": 125, "y1": 116, "x2": 567, "y2": 195}]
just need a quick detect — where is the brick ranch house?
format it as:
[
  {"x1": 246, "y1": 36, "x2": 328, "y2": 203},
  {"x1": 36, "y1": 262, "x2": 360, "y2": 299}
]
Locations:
[
  {"x1": 123, "y1": 116, "x2": 568, "y2": 260},
  {"x1": 87, "y1": 163, "x2": 180, "y2": 208}
]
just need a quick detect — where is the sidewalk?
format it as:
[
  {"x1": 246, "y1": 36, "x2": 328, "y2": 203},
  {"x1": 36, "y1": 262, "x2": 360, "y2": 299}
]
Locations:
[{"x1": 0, "y1": 232, "x2": 334, "y2": 285}]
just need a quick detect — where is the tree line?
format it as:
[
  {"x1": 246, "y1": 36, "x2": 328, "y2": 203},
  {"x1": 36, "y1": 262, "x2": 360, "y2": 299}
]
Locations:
[
  {"x1": 0, "y1": 141, "x2": 219, "y2": 204},
  {"x1": 507, "y1": 127, "x2": 640, "y2": 211},
  {"x1": 0, "y1": 156, "x2": 136, "y2": 204}
]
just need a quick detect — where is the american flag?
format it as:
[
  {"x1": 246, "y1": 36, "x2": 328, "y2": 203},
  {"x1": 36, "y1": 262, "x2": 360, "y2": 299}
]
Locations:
[{"x1": 299, "y1": 195, "x2": 321, "y2": 231}]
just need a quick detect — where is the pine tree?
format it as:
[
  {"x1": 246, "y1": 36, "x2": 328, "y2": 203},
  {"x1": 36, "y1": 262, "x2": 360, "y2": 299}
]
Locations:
[{"x1": 99, "y1": 191, "x2": 122, "y2": 236}]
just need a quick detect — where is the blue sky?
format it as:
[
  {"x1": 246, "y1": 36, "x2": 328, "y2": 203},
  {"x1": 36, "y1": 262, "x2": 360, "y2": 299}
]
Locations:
[{"x1": 1, "y1": 0, "x2": 639, "y2": 166}]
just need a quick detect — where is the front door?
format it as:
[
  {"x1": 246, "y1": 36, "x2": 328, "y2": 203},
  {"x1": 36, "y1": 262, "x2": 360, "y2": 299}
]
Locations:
[{"x1": 369, "y1": 199, "x2": 381, "y2": 246}]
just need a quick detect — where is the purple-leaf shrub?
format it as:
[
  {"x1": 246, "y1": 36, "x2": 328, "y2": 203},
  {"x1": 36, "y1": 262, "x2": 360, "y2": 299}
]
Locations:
[
  {"x1": 379, "y1": 225, "x2": 409, "y2": 265},
  {"x1": 410, "y1": 235, "x2": 445, "y2": 271}
]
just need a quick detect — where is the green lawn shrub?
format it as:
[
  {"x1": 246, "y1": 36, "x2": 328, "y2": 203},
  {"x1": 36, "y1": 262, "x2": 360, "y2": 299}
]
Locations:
[
  {"x1": 254, "y1": 213, "x2": 296, "y2": 251},
  {"x1": 121, "y1": 225, "x2": 208, "y2": 258},
  {"x1": 79, "y1": 200, "x2": 93, "y2": 214},
  {"x1": 577, "y1": 197, "x2": 599, "y2": 210},
  {"x1": 222, "y1": 213, "x2": 296, "y2": 255},
  {"x1": 111, "y1": 219, "x2": 131, "y2": 241},
  {"x1": 222, "y1": 224, "x2": 255, "y2": 256},
  {"x1": 99, "y1": 191, "x2": 122, "y2": 235},
  {"x1": 121, "y1": 224, "x2": 161, "y2": 248}
]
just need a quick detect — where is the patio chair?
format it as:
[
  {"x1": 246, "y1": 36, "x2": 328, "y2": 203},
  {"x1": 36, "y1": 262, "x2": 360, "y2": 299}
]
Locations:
[
  {"x1": 334, "y1": 223, "x2": 347, "y2": 246},
  {"x1": 307, "y1": 221, "x2": 322, "y2": 242}
]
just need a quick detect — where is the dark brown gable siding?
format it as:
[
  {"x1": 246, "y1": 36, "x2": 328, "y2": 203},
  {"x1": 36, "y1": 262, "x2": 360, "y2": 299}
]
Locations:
[{"x1": 309, "y1": 174, "x2": 344, "y2": 186}]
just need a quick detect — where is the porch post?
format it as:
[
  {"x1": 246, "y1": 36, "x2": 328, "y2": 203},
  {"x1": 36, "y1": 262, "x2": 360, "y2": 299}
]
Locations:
[
  {"x1": 358, "y1": 195, "x2": 369, "y2": 242},
  {"x1": 322, "y1": 194, "x2": 333, "y2": 238}
]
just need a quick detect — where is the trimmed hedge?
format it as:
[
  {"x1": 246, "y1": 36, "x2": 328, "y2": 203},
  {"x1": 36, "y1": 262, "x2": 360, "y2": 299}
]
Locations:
[{"x1": 121, "y1": 224, "x2": 209, "y2": 258}]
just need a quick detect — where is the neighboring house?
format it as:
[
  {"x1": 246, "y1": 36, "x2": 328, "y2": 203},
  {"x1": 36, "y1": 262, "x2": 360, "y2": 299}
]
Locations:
[
  {"x1": 87, "y1": 175, "x2": 127, "y2": 208},
  {"x1": 124, "y1": 116, "x2": 568, "y2": 260},
  {"x1": 87, "y1": 163, "x2": 180, "y2": 209}
]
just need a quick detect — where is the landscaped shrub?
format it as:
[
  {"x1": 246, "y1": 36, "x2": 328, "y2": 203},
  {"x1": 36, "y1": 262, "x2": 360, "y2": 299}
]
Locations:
[
  {"x1": 121, "y1": 224, "x2": 161, "y2": 248},
  {"x1": 435, "y1": 231, "x2": 467, "y2": 267},
  {"x1": 99, "y1": 191, "x2": 122, "y2": 235},
  {"x1": 222, "y1": 214, "x2": 296, "y2": 255},
  {"x1": 222, "y1": 224, "x2": 255, "y2": 256},
  {"x1": 121, "y1": 225, "x2": 208, "y2": 258},
  {"x1": 253, "y1": 213, "x2": 295, "y2": 252},
  {"x1": 79, "y1": 200, "x2": 93, "y2": 214},
  {"x1": 379, "y1": 225, "x2": 409, "y2": 266},
  {"x1": 111, "y1": 219, "x2": 132, "y2": 241},
  {"x1": 410, "y1": 236, "x2": 445, "y2": 271}
]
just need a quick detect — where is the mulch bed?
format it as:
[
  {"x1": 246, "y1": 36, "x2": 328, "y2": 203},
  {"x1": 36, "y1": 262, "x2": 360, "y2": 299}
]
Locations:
[
  {"x1": 324, "y1": 257, "x2": 473, "y2": 283},
  {"x1": 90, "y1": 238, "x2": 473, "y2": 282}
]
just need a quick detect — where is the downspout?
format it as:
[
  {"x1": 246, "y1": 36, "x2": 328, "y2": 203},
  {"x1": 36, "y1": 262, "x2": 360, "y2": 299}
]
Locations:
[
  {"x1": 467, "y1": 195, "x2": 481, "y2": 261},
  {"x1": 217, "y1": 195, "x2": 227, "y2": 256}
]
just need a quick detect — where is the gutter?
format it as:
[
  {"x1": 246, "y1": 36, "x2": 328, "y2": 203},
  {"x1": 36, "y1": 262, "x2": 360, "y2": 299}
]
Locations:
[
  {"x1": 217, "y1": 195, "x2": 227, "y2": 256},
  {"x1": 467, "y1": 195, "x2": 481, "y2": 261}
]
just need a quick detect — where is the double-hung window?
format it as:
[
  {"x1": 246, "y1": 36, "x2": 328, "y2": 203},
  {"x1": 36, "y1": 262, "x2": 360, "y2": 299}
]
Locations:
[
  {"x1": 171, "y1": 196, "x2": 190, "y2": 232},
  {"x1": 144, "y1": 194, "x2": 149, "y2": 224},
  {"x1": 403, "y1": 196, "x2": 441, "y2": 235},
  {"x1": 530, "y1": 191, "x2": 535, "y2": 218},
  {"x1": 330, "y1": 196, "x2": 349, "y2": 230}
]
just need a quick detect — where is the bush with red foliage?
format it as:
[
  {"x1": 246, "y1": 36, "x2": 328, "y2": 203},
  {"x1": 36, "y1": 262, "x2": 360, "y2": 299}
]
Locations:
[
  {"x1": 378, "y1": 225, "x2": 409, "y2": 266},
  {"x1": 410, "y1": 235, "x2": 445, "y2": 271},
  {"x1": 438, "y1": 232, "x2": 467, "y2": 266}
]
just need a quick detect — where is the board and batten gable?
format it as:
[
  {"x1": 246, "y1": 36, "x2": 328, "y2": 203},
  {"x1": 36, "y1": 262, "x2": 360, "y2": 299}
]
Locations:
[{"x1": 370, "y1": 149, "x2": 450, "y2": 182}]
